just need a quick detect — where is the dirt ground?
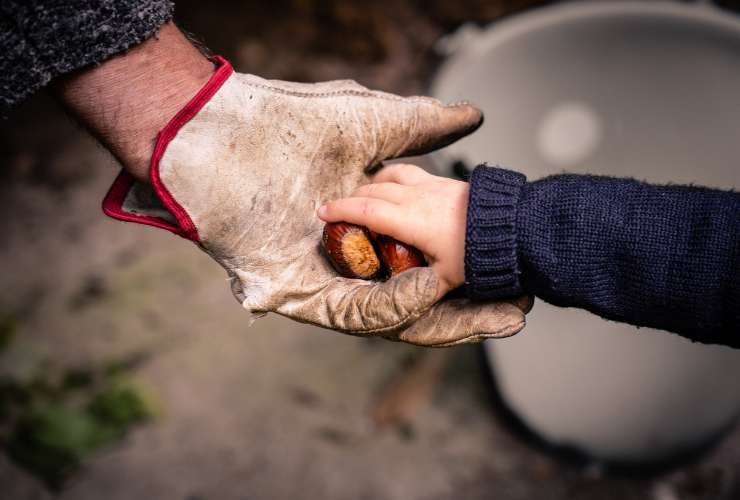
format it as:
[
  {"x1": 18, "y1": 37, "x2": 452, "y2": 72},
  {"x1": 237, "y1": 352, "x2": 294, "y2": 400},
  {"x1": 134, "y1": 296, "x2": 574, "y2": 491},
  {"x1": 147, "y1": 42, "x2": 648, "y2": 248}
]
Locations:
[{"x1": 1, "y1": 1, "x2": 740, "y2": 499}]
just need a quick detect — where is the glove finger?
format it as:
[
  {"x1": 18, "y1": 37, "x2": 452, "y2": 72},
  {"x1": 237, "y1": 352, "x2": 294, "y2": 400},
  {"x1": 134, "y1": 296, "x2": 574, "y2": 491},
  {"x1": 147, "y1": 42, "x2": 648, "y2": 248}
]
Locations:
[
  {"x1": 242, "y1": 266, "x2": 440, "y2": 335},
  {"x1": 374, "y1": 97, "x2": 483, "y2": 161},
  {"x1": 394, "y1": 297, "x2": 530, "y2": 347}
]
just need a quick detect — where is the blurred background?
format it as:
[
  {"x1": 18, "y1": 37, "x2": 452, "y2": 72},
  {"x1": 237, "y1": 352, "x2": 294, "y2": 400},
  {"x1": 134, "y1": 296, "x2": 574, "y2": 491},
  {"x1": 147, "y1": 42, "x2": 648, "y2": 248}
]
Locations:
[{"x1": 1, "y1": 1, "x2": 740, "y2": 499}]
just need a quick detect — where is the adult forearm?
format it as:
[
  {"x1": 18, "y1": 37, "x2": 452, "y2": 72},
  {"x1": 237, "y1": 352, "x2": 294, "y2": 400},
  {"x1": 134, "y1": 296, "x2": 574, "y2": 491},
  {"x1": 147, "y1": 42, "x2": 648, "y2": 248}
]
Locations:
[{"x1": 54, "y1": 22, "x2": 214, "y2": 182}]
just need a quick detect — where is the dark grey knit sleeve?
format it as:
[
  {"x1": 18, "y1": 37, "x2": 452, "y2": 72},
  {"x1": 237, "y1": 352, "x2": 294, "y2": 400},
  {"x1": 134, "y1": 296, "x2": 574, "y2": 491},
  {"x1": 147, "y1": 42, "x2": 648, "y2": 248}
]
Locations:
[{"x1": 0, "y1": 0, "x2": 174, "y2": 109}]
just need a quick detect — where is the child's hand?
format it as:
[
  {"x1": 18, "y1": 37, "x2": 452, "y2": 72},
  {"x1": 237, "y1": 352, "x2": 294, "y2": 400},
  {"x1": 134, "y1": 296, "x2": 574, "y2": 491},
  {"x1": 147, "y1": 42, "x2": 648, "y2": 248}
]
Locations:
[{"x1": 317, "y1": 164, "x2": 468, "y2": 299}]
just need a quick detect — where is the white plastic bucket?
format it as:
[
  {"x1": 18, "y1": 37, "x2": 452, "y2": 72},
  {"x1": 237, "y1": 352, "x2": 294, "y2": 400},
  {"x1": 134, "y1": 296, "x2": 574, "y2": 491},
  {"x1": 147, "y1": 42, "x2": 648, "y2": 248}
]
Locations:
[{"x1": 431, "y1": 1, "x2": 740, "y2": 463}]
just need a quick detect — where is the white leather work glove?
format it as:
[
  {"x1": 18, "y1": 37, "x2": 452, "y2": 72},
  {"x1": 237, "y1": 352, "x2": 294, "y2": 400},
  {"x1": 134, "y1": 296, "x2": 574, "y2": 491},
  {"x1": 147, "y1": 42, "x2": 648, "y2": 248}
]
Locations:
[{"x1": 103, "y1": 57, "x2": 531, "y2": 346}]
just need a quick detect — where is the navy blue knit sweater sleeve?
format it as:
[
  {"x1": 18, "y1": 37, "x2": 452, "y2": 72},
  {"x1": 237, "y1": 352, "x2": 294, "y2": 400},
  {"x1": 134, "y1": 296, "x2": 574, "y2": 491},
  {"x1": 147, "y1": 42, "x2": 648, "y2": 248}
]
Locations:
[{"x1": 465, "y1": 165, "x2": 740, "y2": 347}]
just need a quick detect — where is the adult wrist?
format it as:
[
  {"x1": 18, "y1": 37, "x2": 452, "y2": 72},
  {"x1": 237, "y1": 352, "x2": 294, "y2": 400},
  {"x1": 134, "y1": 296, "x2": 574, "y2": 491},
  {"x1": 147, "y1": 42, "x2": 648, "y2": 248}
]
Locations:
[{"x1": 54, "y1": 22, "x2": 214, "y2": 182}]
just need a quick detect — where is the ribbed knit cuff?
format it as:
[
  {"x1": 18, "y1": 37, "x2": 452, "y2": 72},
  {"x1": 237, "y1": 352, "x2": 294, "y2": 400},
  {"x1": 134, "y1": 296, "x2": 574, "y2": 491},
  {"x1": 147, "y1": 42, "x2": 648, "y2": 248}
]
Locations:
[{"x1": 465, "y1": 165, "x2": 526, "y2": 300}]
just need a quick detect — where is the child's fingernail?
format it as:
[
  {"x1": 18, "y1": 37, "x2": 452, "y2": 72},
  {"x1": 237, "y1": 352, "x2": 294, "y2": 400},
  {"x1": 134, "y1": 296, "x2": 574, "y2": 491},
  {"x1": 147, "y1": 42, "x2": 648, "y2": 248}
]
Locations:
[{"x1": 317, "y1": 205, "x2": 327, "y2": 217}]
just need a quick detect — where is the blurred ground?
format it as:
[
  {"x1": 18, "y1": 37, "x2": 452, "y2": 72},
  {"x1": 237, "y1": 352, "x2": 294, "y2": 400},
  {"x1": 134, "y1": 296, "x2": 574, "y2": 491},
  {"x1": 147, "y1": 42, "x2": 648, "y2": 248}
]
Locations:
[{"x1": 1, "y1": 1, "x2": 740, "y2": 499}]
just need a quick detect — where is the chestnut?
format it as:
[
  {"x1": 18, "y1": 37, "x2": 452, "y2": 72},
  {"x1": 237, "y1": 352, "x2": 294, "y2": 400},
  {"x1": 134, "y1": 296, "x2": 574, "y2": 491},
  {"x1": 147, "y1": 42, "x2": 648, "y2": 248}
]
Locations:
[
  {"x1": 322, "y1": 222, "x2": 382, "y2": 279},
  {"x1": 374, "y1": 234, "x2": 426, "y2": 277},
  {"x1": 322, "y1": 222, "x2": 426, "y2": 280}
]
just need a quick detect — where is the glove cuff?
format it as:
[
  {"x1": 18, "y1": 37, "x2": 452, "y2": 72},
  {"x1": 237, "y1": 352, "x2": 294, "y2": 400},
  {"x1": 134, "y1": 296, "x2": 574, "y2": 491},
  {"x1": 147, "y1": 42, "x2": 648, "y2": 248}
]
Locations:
[
  {"x1": 101, "y1": 55, "x2": 234, "y2": 242},
  {"x1": 465, "y1": 164, "x2": 526, "y2": 300}
]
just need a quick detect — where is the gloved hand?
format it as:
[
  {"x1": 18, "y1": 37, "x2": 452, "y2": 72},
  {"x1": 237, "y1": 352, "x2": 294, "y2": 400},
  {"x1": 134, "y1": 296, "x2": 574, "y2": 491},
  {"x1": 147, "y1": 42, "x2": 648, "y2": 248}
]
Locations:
[{"x1": 103, "y1": 57, "x2": 531, "y2": 346}]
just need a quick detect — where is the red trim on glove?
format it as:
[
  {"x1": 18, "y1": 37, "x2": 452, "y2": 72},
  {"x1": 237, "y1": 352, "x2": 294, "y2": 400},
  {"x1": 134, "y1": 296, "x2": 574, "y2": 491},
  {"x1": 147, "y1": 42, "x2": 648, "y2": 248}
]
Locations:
[
  {"x1": 101, "y1": 56, "x2": 234, "y2": 241},
  {"x1": 102, "y1": 171, "x2": 185, "y2": 233}
]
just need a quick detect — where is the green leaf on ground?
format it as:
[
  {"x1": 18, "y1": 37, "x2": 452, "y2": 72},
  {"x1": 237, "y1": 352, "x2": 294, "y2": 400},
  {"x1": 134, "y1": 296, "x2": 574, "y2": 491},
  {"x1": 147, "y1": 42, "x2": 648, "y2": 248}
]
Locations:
[
  {"x1": 88, "y1": 378, "x2": 156, "y2": 427},
  {"x1": 4, "y1": 371, "x2": 156, "y2": 490},
  {"x1": 8, "y1": 403, "x2": 119, "y2": 488}
]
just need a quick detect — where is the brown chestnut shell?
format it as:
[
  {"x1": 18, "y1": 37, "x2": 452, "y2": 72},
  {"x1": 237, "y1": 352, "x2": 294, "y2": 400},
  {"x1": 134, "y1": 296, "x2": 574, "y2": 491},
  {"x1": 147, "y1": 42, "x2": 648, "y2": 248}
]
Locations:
[
  {"x1": 322, "y1": 222, "x2": 426, "y2": 280},
  {"x1": 322, "y1": 222, "x2": 382, "y2": 279},
  {"x1": 374, "y1": 235, "x2": 427, "y2": 277}
]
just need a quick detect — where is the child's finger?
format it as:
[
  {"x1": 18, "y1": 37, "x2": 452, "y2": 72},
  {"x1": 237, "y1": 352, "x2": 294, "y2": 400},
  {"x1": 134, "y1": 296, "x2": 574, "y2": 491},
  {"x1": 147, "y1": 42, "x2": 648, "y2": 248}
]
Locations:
[
  {"x1": 318, "y1": 197, "x2": 412, "y2": 243},
  {"x1": 352, "y1": 182, "x2": 413, "y2": 204},
  {"x1": 372, "y1": 163, "x2": 432, "y2": 186}
]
